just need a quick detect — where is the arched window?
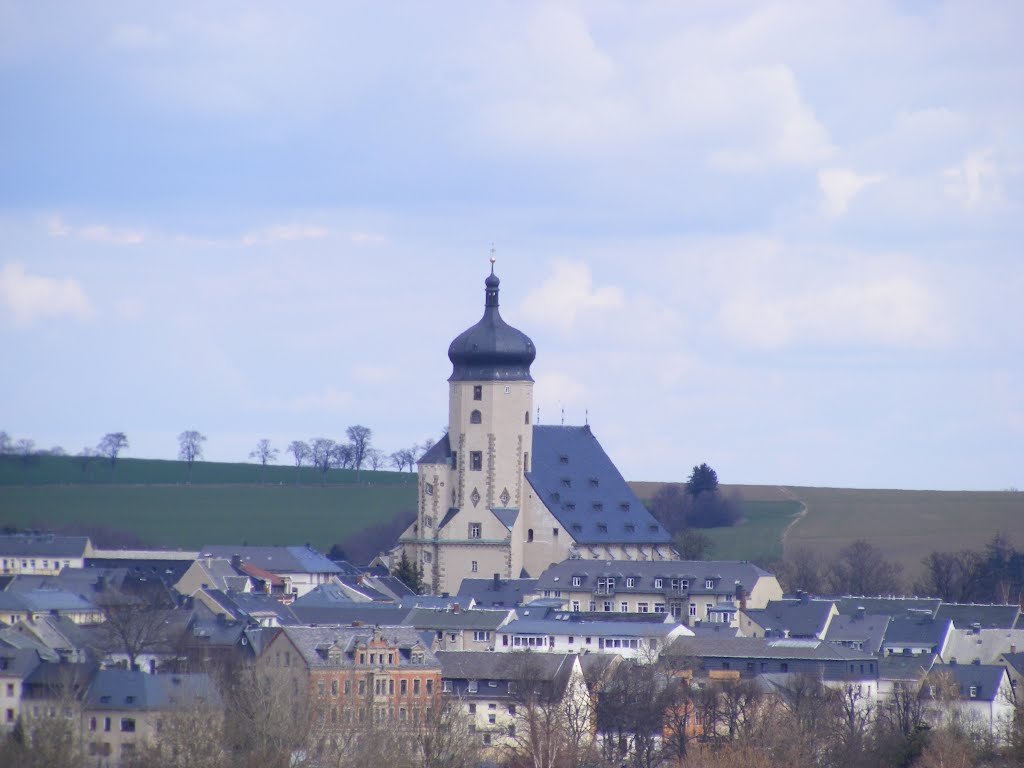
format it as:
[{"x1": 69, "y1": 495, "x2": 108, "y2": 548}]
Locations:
[
  {"x1": 527, "y1": 529, "x2": 534, "y2": 543},
  {"x1": 470, "y1": 410, "x2": 482, "y2": 424},
  {"x1": 525, "y1": 411, "x2": 530, "y2": 424}
]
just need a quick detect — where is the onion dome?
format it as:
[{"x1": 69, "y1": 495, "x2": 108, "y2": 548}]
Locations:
[{"x1": 448, "y1": 267, "x2": 536, "y2": 382}]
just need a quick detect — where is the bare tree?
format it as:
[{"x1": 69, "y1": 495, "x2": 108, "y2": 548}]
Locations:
[
  {"x1": 309, "y1": 438, "x2": 337, "y2": 485},
  {"x1": 127, "y1": 702, "x2": 230, "y2": 768},
  {"x1": 0, "y1": 430, "x2": 11, "y2": 455},
  {"x1": 774, "y1": 546, "x2": 829, "y2": 594},
  {"x1": 0, "y1": 668, "x2": 84, "y2": 768},
  {"x1": 332, "y1": 442, "x2": 354, "y2": 471},
  {"x1": 14, "y1": 438, "x2": 38, "y2": 481},
  {"x1": 390, "y1": 448, "x2": 417, "y2": 473},
  {"x1": 75, "y1": 447, "x2": 99, "y2": 479},
  {"x1": 288, "y1": 440, "x2": 310, "y2": 484},
  {"x1": 412, "y1": 697, "x2": 485, "y2": 768},
  {"x1": 346, "y1": 424, "x2": 372, "y2": 481},
  {"x1": 367, "y1": 448, "x2": 385, "y2": 471},
  {"x1": 97, "y1": 431, "x2": 129, "y2": 474},
  {"x1": 96, "y1": 587, "x2": 180, "y2": 672},
  {"x1": 177, "y1": 430, "x2": 206, "y2": 485},
  {"x1": 827, "y1": 539, "x2": 904, "y2": 595},
  {"x1": 249, "y1": 438, "x2": 279, "y2": 484}
]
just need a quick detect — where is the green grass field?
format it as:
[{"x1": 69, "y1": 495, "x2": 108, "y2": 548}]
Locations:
[
  {"x1": 0, "y1": 484, "x2": 417, "y2": 550},
  {"x1": 700, "y1": 500, "x2": 803, "y2": 564}
]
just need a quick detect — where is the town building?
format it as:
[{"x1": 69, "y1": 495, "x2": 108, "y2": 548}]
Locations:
[
  {"x1": 0, "y1": 534, "x2": 93, "y2": 576},
  {"x1": 399, "y1": 262, "x2": 675, "y2": 595}
]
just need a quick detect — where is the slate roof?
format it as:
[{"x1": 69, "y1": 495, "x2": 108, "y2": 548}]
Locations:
[
  {"x1": 669, "y1": 636, "x2": 876, "y2": 663},
  {"x1": 1001, "y1": 651, "x2": 1024, "y2": 678},
  {"x1": 930, "y1": 663, "x2": 1008, "y2": 702},
  {"x1": 447, "y1": 271, "x2": 536, "y2": 383},
  {"x1": 418, "y1": 434, "x2": 451, "y2": 466},
  {"x1": 292, "y1": 583, "x2": 358, "y2": 607},
  {"x1": 527, "y1": 426, "x2": 671, "y2": 546},
  {"x1": 0, "y1": 647, "x2": 45, "y2": 679},
  {"x1": 535, "y1": 559, "x2": 771, "y2": 596},
  {"x1": 883, "y1": 617, "x2": 954, "y2": 651},
  {"x1": 824, "y1": 613, "x2": 890, "y2": 655},
  {"x1": 457, "y1": 578, "x2": 537, "y2": 608},
  {"x1": 84, "y1": 670, "x2": 221, "y2": 711},
  {"x1": 0, "y1": 589, "x2": 98, "y2": 614},
  {"x1": 0, "y1": 534, "x2": 90, "y2": 558},
  {"x1": 942, "y1": 627, "x2": 1024, "y2": 665},
  {"x1": 744, "y1": 599, "x2": 835, "y2": 638},
  {"x1": 832, "y1": 597, "x2": 940, "y2": 619},
  {"x1": 492, "y1": 508, "x2": 519, "y2": 531},
  {"x1": 878, "y1": 653, "x2": 937, "y2": 682},
  {"x1": 205, "y1": 590, "x2": 299, "y2": 625},
  {"x1": 500, "y1": 614, "x2": 688, "y2": 639},
  {"x1": 935, "y1": 603, "x2": 1021, "y2": 630},
  {"x1": 4, "y1": 568, "x2": 128, "y2": 595},
  {"x1": 278, "y1": 625, "x2": 438, "y2": 669},
  {"x1": 403, "y1": 607, "x2": 511, "y2": 632},
  {"x1": 200, "y1": 545, "x2": 342, "y2": 575},
  {"x1": 289, "y1": 604, "x2": 413, "y2": 627},
  {"x1": 437, "y1": 650, "x2": 575, "y2": 684}
]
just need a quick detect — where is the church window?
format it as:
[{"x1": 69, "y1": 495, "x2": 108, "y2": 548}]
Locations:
[
  {"x1": 469, "y1": 523, "x2": 481, "y2": 539},
  {"x1": 470, "y1": 452, "x2": 482, "y2": 471},
  {"x1": 425, "y1": 516, "x2": 433, "y2": 528},
  {"x1": 425, "y1": 483, "x2": 433, "y2": 496},
  {"x1": 423, "y1": 552, "x2": 432, "y2": 564},
  {"x1": 553, "y1": 528, "x2": 558, "y2": 538},
  {"x1": 473, "y1": 385, "x2": 482, "y2": 401},
  {"x1": 504, "y1": 386, "x2": 511, "y2": 394},
  {"x1": 524, "y1": 452, "x2": 530, "y2": 471},
  {"x1": 527, "y1": 529, "x2": 534, "y2": 543},
  {"x1": 451, "y1": 452, "x2": 457, "y2": 469},
  {"x1": 470, "y1": 410, "x2": 482, "y2": 424},
  {"x1": 471, "y1": 561, "x2": 478, "y2": 572},
  {"x1": 525, "y1": 411, "x2": 530, "y2": 424}
]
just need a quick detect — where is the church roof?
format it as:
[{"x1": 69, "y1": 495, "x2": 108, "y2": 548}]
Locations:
[
  {"x1": 417, "y1": 434, "x2": 451, "y2": 465},
  {"x1": 447, "y1": 270, "x2": 535, "y2": 382},
  {"x1": 527, "y1": 425, "x2": 672, "y2": 546}
]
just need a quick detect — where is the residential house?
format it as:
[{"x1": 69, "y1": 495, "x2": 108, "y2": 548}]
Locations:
[
  {"x1": 437, "y1": 650, "x2": 588, "y2": 751},
  {"x1": 532, "y1": 559, "x2": 782, "y2": 626},
  {"x1": 458, "y1": 576, "x2": 538, "y2": 607},
  {"x1": 173, "y1": 557, "x2": 253, "y2": 597},
  {"x1": 403, "y1": 606, "x2": 513, "y2": 651},
  {"x1": 922, "y1": 663, "x2": 1016, "y2": 739},
  {"x1": 824, "y1": 610, "x2": 890, "y2": 655},
  {"x1": 881, "y1": 617, "x2": 954, "y2": 658},
  {"x1": 740, "y1": 596, "x2": 838, "y2": 639},
  {"x1": 0, "y1": 534, "x2": 93, "y2": 576},
  {"x1": 81, "y1": 670, "x2": 222, "y2": 766},
  {"x1": 199, "y1": 545, "x2": 342, "y2": 598},
  {"x1": 260, "y1": 625, "x2": 442, "y2": 731},
  {"x1": 0, "y1": 589, "x2": 103, "y2": 626},
  {"x1": 495, "y1": 607, "x2": 692, "y2": 659},
  {"x1": 937, "y1": 603, "x2": 1024, "y2": 665},
  {"x1": 0, "y1": 646, "x2": 44, "y2": 730}
]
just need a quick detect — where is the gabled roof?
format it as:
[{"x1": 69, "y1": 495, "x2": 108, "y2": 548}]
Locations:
[
  {"x1": 929, "y1": 663, "x2": 1008, "y2": 702},
  {"x1": 535, "y1": 559, "x2": 772, "y2": 595},
  {"x1": 668, "y1": 636, "x2": 876, "y2": 663},
  {"x1": 292, "y1": 584, "x2": 358, "y2": 607},
  {"x1": 200, "y1": 545, "x2": 342, "y2": 575},
  {"x1": 289, "y1": 604, "x2": 413, "y2": 627},
  {"x1": 84, "y1": 670, "x2": 221, "y2": 711},
  {"x1": 0, "y1": 534, "x2": 91, "y2": 558},
  {"x1": 883, "y1": 617, "x2": 954, "y2": 649},
  {"x1": 832, "y1": 597, "x2": 940, "y2": 619},
  {"x1": 824, "y1": 613, "x2": 890, "y2": 655},
  {"x1": 403, "y1": 607, "x2": 511, "y2": 632},
  {"x1": 277, "y1": 625, "x2": 438, "y2": 669},
  {"x1": 437, "y1": 650, "x2": 576, "y2": 687},
  {"x1": 744, "y1": 599, "x2": 835, "y2": 638},
  {"x1": 457, "y1": 578, "x2": 537, "y2": 608},
  {"x1": 527, "y1": 426, "x2": 672, "y2": 546},
  {"x1": 418, "y1": 434, "x2": 451, "y2": 466},
  {"x1": 4, "y1": 567, "x2": 128, "y2": 595},
  {"x1": 0, "y1": 647, "x2": 45, "y2": 679},
  {"x1": 878, "y1": 652, "x2": 937, "y2": 682},
  {"x1": 0, "y1": 589, "x2": 98, "y2": 613},
  {"x1": 935, "y1": 603, "x2": 1021, "y2": 630}
]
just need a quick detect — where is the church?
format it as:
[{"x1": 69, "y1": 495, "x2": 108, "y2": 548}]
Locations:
[{"x1": 399, "y1": 260, "x2": 676, "y2": 595}]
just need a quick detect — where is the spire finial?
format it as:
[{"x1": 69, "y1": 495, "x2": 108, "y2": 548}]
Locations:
[{"x1": 489, "y1": 243, "x2": 496, "y2": 274}]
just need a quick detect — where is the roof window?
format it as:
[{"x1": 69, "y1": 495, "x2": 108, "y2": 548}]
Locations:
[
  {"x1": 565, "y1": 503, "x2": 576, "y2": 512},
  {"x1": 592, "y1": 502, "x2": 603, "y2": 512},
  {"x1": 561, "y1": 478, "x2": 571, "y2": 488},
  {"x1": 589, "y1": 477, "x2": 599, "y2": 487},
  {"x1": 597, "y1": 524, "x2": 608, "y2": 533},
  {"x1": 572, "y1": 524, "x2": 582, "y2": 533},
  {"x1": 625, "y1": 524, "x2": 635, "y2": 533},
  {"x1": 649, "y1": 524, "x2": 659, "y2": 532},
  {"x1": 559, "y1": 454, "x2": 569, "y2": 464},
  {"x1": 619, "y1": 502, "x2": 630, "y2": 512}
]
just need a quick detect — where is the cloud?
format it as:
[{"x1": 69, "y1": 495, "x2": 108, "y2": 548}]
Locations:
[
  {"x1": 78, "y1": 225, "x2": 146, "y2": 245},
  {"x1": 818, "y1": 168, "x2": 885, "y2": 217},
  {"x1": 716, "y1": 253, "x2": 945, "y2": 349},
  {"x1": 350, "y1": 232, "x2": 387, "y2": 245},
  {"x1": 943, "y1": 148, "x2": 998, "y2": 208},
  {"x1": 110, "y1": 23, "x2": 165, "y2": 50},
  {"x1": 242, "y1": 225, "x2": 328, "y2": 246},
  {"x1": 352, "y1": 364, "x2": 394, "y2": 384},
  {"x1": 0, "y1": 262, "x2": 94, "y2": 327},
  {"x1": 251, "y1": 386, "x2": 353, "y2": 413},
  {"x1": 521, "y1": 261, "x2": 623, "y2": 332},
  {"x1": 46, "y1": 217, "x2": 71, "y2": 238},
  {"x1": 534, "y1": 371, "x2": 587, "y2": 418}
]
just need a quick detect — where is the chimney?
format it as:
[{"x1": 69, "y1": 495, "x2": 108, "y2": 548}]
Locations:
[
  {"x1": 734, "y1": 583, "x2": 746, "y2": 612},
  {"x1": 231, "y1": 554, "x2": 242, "y2": 571},
  {"x1": 1011, "y1": 644, "x2": 1017, "y2": 655},
  {"x1": 493, "y1": 573, "x2": 501, "y2": 590},
  {"x1": 857, "y1": 607, "x2": 866, "y2": 621},
  {"x1": 352, "y1": 620, "x2": 364, "y2": 627},
  {"x1": 452, "y1": 604, "x2": 461, "y2": 614}
]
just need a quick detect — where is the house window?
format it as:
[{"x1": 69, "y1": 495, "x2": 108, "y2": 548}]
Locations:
[
  {"x1": 969, "y1": 686, "x2": 978, "y2": 698},
  {"x1": 426, "y1": 679, "x2": 433, "y2": 694},
  {"x1": 589, "y1": 602, "x2": 596, "y2": 612},
  {"x1": 468, "y1": 681, "x2": 478, "y2": 693},
  {"x1": 504, "y1": 386, "x2": 511, "y2": 394},
  {"x1": 572, "y1": 576, "x2": 581, "y2": 587},
  {"x1": 553, "y1": 527, "x2": 559, "y2": 539},
  {"x1": 488, "y1": 713, "x2": 496, "y2": 725},
  {"x1": 689, "y1": 603, "x2": 697, "y2": 617},
  {"x1": 524, "y1": 451, "x2": 530, "y2": 471},
  {"x1": 473, "y1": 385, "x2": 482, "y2": 400},
  {"x1": 442, "y1": 680, "x2": 452, "y2": 693},
  {"x1": 470, "y1": 410, "x2": 482, "y2": 424},
  {"x1": 638, "y1": 602, "x2": 649, "y2": 613},
  {"x1": 781, "y1": 663, "x2": 789, "y2": 672},
  {"x1": 422, "y1": 551, "x2": 432, "y2": 564},
  {"x1": 469, "y1": 523, "x2": 481, "y2": 539},
  {"x1": 620, "y1": 602, "x2": 628, "y2": 612},
  {"x1": 681, "y1": 580, "x2": 689, "y2": 589},
  {"x1": 705, "y1": 579, "x2": 714, "y2": 589},
  {"x1": 654, "y1": 578, "x2": 663, "y2": 588},
  {"x1": 654, "y1": 603, "x2": 666, "y2": 613},
  {"x1": 525, "y1": 411, "x2": 530, "y2": 424},
  {"x1": 592, "y1": 502, "x2": 603, "y2": 512},
  {"x1": 626, "y1": 578, "x2": 635, "y2": 588},
  {"x1": 571, "y1": 601, "x2": 580, "y2": 612},
  {"x1": 603, "y1": 601, "x2": 612, "y2": 612},
  {"x1": 471, "y1": 560, "x2": 478, "y2": 572},
  {"x1": 473, "y1": 631, "x2": 490, "y2": 642},
  {"x1": 120, "y1": 718, "x2": 136, "y2": 733},
  {"x1": 470, "y1": 452, "x2": 482, "y2": 471},
  {"x1": 597, "y1": 524, "x2": 608, "y2": 533},
  {"x1": 527, "y1": 529, "x2": 534, "y2": 543}
]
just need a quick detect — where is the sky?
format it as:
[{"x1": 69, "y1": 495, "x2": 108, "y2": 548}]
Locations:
[{"x1": 1, "y1": 1, "x2": 1021, "y2": 491}]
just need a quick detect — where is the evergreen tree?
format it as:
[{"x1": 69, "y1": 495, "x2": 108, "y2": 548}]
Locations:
[{"x1": 393, "y1": 550, "x2": 424, "y2": 594}]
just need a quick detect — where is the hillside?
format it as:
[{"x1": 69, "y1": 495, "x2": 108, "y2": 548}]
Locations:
[{"x1": 3, "y1": 457, "x2": 1022, "y2": 577}]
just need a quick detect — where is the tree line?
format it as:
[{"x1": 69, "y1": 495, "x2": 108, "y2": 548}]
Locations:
[{"x1": 0, "y1": 427, "x2": 438, "y2": 485}]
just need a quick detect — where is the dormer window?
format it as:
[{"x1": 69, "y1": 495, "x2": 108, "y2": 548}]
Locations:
[
  {"x1": 561, "y1": 478, "x2": 571, "y2": 488},
  {"x1": 470, "y1": 410, "x2": 482, "y2": 424},
  {"x1": 597, "y1": 524, "x2": 608, "y2": 533},
  {"x1": 565, "y1": 503, "x2": 576, "y2": 512},
  {"x1": 619, "y1": 502, "x2": 630, "y2": 512},
  {"x1": 654, "y1": 578, "x2": 663, "y2": 588},
  {"x1": 473, "y1": 385, "x2": 482, "y2": 401},
  {"x1": 589, "y1": 477, "x2": 599, "y2": 487},
  {"x1": 626, "y1": 578, "x2": 635, "y2": 588},
  {"x1": 592, "y1": 502, "x2": 603, "y2": 512},
  {"x1": 572, "y1": 576, "x2": 581, "y2": 587},
  {"x1": 625, "y1": 524, "x2": 635, "y2": 533},
  {"x1": 649, "y1": 525, "x2": 659, "y2": 532},
  {"x1": 705, "y1": 579, "x2": 715, "y2": 589},
  {"x1": 559, "y1": 454, "x2": 569, "y2": 464},
  {"x1": 572, "y1": 524, "x2": 582, "y2": 533}
]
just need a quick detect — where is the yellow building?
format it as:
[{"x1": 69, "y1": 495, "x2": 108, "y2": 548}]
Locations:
[{"x1": 400, "y1": 262, "x2": 676, "y2": 595}]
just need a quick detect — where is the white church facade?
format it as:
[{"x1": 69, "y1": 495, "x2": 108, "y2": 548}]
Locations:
[{"x1": 399, "y1": 262, "x2": 677, "y2": 595}]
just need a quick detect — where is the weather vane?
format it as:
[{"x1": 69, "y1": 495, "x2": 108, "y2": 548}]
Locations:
[{"x1": 490, "y1": 243, "x2": 496, "y2": 273}]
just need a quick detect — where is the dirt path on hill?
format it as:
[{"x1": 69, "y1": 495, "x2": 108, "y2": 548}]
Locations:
[{"x1": 778, "y1": 486, "x2": 808, "y2": 554}]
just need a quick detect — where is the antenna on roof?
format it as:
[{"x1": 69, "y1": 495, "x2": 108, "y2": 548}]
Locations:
[
  {"x1": 561, "y1": 407, "x2": 565, "y2": 426},
  {"x1": 537, "y1": 407, "x2": 541, "y2": 425},
  {"x1": 585, "y1": 409, "x2": 588, "y2": 426}
]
